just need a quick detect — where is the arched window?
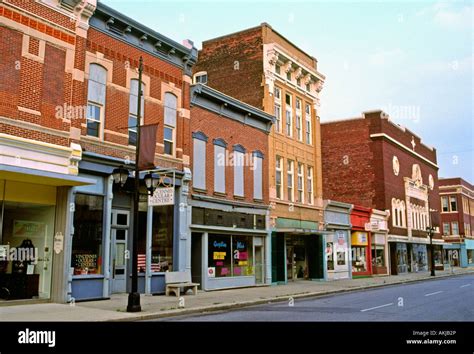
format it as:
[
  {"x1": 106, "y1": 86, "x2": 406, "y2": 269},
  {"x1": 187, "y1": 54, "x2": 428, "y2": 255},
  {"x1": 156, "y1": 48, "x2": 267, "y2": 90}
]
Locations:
[
  {"x1": 86, "y1": 64, "x2": 107, "y2": 138},
  {"x1": 128, "y1": 79, "x2": 145, "y2": 146},
  {"x1": 164, "y1": 93, "x2": 177, "y2": 156}
]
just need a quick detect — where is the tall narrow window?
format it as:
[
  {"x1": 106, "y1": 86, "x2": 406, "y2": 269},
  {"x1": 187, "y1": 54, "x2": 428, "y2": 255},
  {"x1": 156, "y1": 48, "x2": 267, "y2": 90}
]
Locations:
[
  {"x1": 86, "y1": 64, "x2": 107, "y2": 138},
  {"x1": 164, "y1": 93, "x2": 177, "y2": 156},
  {"x1": 276, "y1": 156, "x2": 283, "y2": 200},
  {"x1": 128, "y1": 79, "x2": 145, "y2": 146},
  {"x1": 305, "y1": 103, "x2": 312, "y2": 145},
  {"x1": 192, "y1": 132, "x2": 207, "y2": 190},
  {"x1": 274, "y1": 87, "x2": 282, "y2": 133},
  {"x1": 443, "y1": 223, "x2": 450, "y2": 235},
  {"x1": 286, "y1": 70, "x2": 291, "y2": 81},
  {"x1": 441, "y1": 196, "x2": 449, "y2": 212},
  {"x1": 233, "y1": 145, "x2": 245, "y2": 197},
  {"x1": 275, "y1": 64, "x2": 281, "y2": 75},
  {"x1": 297, "y1": 163, "x2": 304, "y2": 203},
  {"x1": 253, "y1": 151, "x2": 263, "y2": 200},
  {"x1": 214, "y1": 139, "x2": 227, "y2": 194},
  {"x1": 451, "y1": 221, "x2": 459, "y2": 235},
  {"x1": 307, "y1": 166, "x2": 313, "y2": 205},
  {"x1": 285, "y1": 94, "x2": 292, "y2": 137},
  {"x1": 287, "y1": 160, "x2": 294, "y2": 202},
  {"x1": 450, "y1": 196, "x2": 457, "y2": 212}
]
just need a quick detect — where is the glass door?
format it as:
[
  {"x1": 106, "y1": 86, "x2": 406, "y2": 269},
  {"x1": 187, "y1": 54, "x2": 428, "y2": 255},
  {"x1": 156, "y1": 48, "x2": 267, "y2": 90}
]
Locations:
[
  {"x1": 254, "y1": 245, "x2": 264, "y2": 284},
  {"x1": 111, "y1": 210, "x2": 129, "y2": 294}
]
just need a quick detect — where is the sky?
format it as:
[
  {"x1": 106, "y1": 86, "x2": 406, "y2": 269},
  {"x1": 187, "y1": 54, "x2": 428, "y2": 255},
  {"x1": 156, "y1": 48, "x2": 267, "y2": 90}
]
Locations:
[{"x1": 102, "y1": 0, "x2": 473, "y2": 182}]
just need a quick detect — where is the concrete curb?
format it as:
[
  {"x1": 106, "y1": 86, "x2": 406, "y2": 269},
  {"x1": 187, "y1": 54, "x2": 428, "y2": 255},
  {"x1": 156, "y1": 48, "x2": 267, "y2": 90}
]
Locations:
[{"x1": 108, "y1": 270, "x2": 474, "y2": 322}]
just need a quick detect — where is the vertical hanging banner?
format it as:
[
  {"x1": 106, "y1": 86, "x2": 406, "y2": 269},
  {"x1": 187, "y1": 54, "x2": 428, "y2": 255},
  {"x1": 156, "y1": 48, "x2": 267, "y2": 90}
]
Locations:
[{"x1": 138, "y1": 124, "x2": 158, "y2": 170}]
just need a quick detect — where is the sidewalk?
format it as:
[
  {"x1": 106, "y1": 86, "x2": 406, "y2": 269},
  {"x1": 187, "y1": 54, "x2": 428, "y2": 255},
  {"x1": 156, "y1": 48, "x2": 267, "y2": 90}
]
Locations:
[{"x1": 1, "y1": 268, "x2": 473, "y2": 321}]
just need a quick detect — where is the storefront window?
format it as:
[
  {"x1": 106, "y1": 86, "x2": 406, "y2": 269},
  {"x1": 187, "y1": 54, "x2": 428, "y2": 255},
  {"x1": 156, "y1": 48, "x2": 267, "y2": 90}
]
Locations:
[
  {"x1": 1, "y1": 201, "x2": 55, "y2": 300},
  {"x1": 371, "y1": 246, "x2": 385, "y2": 267},
  {"x1": 151, "y1": 205, "x2": 174, "y2": 272},
  {"x1": 232, "y1": 236, "x2": 253, "y2": 276},
  {"x1": 337, "y1": 251, "x2": 346, "y2": 265},
  {"x1": 71, "y1": 194, "x2": 104, "y2": 275},
  {"x1": 326, "y1": 242, "x2": 334, "y2": 270},
  {"x1": 467, "y1": 250, "x2": 473, "y2": 264},
  {"x1": 208, "y1": 234, "x2": 232, "y2": 277},
  {"x1": 352, "y1": 247, "x2": 367, "y2": 272},
  {"x1": 208, "y1": 234, "x2": 254, "y2": 278}
]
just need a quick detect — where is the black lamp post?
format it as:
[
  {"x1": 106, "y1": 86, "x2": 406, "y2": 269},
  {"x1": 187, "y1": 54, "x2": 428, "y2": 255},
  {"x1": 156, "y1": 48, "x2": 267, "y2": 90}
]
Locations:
[
  {"x1": 111, "y1": 57, "x2": 159, "y2": 312},
  {"x1": 426, "y1": 225, "x2": 436, "y2": 276}
]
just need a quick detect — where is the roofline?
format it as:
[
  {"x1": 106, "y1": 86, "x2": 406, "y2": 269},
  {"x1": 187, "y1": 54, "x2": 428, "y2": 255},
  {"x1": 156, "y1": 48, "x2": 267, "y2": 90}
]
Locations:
[
  {"x1": 96, "y1": 2, "x2": 196, "y2": 61},
  {"x1": 201, "y1": 22, "x2": 319, "y2": 70},
  {"x1": 191, "y1": 84, "x2": 275, "y2": 124}
]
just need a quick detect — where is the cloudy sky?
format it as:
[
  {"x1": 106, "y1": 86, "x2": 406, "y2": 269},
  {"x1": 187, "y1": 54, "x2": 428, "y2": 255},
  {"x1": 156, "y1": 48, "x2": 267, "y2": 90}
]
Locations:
[{"x1": 103, "y1": 0, "x2": 473, "y2": 181}]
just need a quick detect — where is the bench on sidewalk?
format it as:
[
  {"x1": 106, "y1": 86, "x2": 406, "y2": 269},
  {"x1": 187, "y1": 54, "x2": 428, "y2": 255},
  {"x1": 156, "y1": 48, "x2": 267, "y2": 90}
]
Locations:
[{"x1": 165, "y1": 271, "x2": 199, "y2": 297}]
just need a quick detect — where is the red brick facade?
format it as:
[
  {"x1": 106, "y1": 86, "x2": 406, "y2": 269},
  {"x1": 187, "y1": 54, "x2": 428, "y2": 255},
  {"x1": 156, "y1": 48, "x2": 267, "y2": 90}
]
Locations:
[
  {"x1": 322, "y1": 110, "x2": 441, "y2": 239},
  {"x1": 439, "y1": 177, "x2": 474, "y2": 240},
  {"x1": 0, "y1": 0, "x2": 194, "y2": 171},
  {"x1": 190, "y1": 105, "x2": 270, "y2": 204}
]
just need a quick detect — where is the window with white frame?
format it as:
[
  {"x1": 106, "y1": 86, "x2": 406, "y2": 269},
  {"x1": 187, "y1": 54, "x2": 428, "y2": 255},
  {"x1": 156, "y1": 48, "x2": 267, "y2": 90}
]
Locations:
[
  {"x1": 295, "y1": 98, "x2": 302, "y2": 141},
  {"x1": 287, "y1": 159, "x2": 294, "y2": 202},
  {"x1": 441, "y1": 196, "x2": 449, "y2": 212},
  {"x1": 253, "y1": 151, "x2": 263, "y2": 200},
  {"x1": 164, "y1": 92, "x2": 177, "y2": 156},
  {"x1": 192, "y1": 132, "x2": 207, "y2": 190},
  {"x1": 451, "y1": 221, "x2": 459, "y2": 235},
  {"x1": 233, "y1": 145, "x2": 245, "y2": 197},
  {"x1": 297, "y1": 162, "x2": 304, "y2": 203},
  {"x1": 305, "y1": 103, "x2": 312, "y2": 145},
  {"x1": 128, "y1": 79, "x2": 145, "y2": 146},
  {"x1": 86, "y1": 64, "x2": 107, "y2": 138},
  {"x1": 443, "y1": 222, "x2": 450, "y2": 235},
  {"x1": 214, "y1": 139, "x2": 227, "y2": 194},
  {"x1": 274, "y1": 87, "x2": 282, "y2": 133},
  {"x1": 286, "y1": 70, "x2": 292, "y2": 81},
  {"x1": 391, "y1": 198, "x2": 406, "y2": 227},
  {"x1": 285, "y1": 94, "x2": 292, "y2": 137},
  {"x1": 450, "y1": 196, "x2": 457, "y2": 212},
  {"x1": 276, "y1": 156, "x2": 283, "y2": 200},
  {"x1": 307, "y1": 166, "x2": 313, "y2": 205},
  {"x1": 194, "y1": 71, "x2": 208, "y2": 84}
]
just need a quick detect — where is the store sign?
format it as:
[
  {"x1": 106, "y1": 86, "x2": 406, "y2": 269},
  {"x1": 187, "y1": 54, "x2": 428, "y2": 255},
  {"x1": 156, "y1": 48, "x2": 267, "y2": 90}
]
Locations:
[
  {"x1": 351, "y1": 232, "x2": 368, "y2": 246},
  {"x1": 208, "y1": 267, "x2": 215, "y2": 278},
  {"x1": 148, "y1": 187, "x2": 174, "y2": 206},
  {"x1": 53, "y1": 232, "x2": 64, "y2": 254}
]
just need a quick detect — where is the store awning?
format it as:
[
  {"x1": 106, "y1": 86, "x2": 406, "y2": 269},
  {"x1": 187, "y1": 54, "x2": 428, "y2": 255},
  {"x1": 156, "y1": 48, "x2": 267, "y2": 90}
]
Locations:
[
  {"x1": 0, "y1": 164, "x2": 96, "y2": 187},
  {"x1": 275, "y1": 228, "x2": 332, "y2": 235}
]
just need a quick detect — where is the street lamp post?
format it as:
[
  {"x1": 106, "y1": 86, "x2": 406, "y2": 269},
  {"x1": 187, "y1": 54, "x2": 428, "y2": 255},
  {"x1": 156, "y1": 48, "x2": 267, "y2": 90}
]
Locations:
[
  {"x1": 426, "y1": 225, "x2": 436, "y2": 276},
  {"x1": 127, "y1": 56, "x2": 144, "y2": 312}
]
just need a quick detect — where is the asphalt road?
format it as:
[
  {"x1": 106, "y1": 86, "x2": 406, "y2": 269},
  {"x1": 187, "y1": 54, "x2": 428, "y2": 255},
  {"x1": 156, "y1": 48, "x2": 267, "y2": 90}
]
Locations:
[{"x1": 160, "y1": 274, "x2": 474, "y2": 321}]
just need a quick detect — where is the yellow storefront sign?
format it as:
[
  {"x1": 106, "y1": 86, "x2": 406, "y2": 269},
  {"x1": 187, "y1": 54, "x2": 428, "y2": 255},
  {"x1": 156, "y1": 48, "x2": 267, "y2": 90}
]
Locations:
[
  {"x1": 213, "y1": 252, "x2": 226, "y2": 260},
  {"x1": 351, "y1": 232, "x2": 368, "y2": 246}
]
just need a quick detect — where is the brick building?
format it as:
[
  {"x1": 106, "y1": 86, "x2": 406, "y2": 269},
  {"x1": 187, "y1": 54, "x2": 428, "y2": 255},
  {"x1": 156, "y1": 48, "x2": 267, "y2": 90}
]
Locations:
[
  {"x1": 0, "y1": 0, "x2": 197, "y2": 302},
  {"x1": 189, "y1": 83, "x2": 274, "y2": 289},
  {"x1": 321, "y1": 110, "x2": 443, "y2": 275},
  {"x1": 439, "y1": 177, "x2": 474, "y2": 268},
  {"x1": 194, "y1": 23, "x2": 327, "y2": 283}
]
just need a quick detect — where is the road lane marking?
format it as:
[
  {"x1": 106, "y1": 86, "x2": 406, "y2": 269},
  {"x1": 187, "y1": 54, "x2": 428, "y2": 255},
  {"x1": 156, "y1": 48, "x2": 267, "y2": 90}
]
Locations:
[
  {"x1": 460, "y1": 284, "x2": 471, "y2": 288},
  {"x1": 425, "y1": 291, "x2": 443, "y2": 297},
  {"x1": 360, "y1": 303, "x2": 394, "y2": 312}
]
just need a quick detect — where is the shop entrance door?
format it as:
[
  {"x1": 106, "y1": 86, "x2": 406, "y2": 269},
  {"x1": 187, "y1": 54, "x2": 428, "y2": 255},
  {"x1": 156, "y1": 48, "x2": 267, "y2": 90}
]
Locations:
[
  {"x1": 111, "y1": 210, "x2": 129, "y2": 294},
  {"x1": 255, "y1": 246, "x2": 264, "y2": 284},
  {"x1": 286, "y1": 246, "x2": 294, "y2": 280}
]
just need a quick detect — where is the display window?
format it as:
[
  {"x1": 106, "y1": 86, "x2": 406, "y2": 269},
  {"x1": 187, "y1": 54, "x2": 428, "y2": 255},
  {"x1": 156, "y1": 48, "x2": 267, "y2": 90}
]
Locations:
[
  {"x1": 71, "y1": 193, "x2": 104, "y2": 275},
  {"x1": 468, "y1": 250, "x2": 473, "y2": 265},
  {"x1": 371, "y1": 246, "x2": 385, "y2": 268},
  {"x1": 208, "y1": 234, "x2": 254, "y2": 277},
  {"x1": 352, "y1": 246, "x2": 367, "y2": 272},
  {"x1": 1, "y1": 201, "x2": 56, "y2": 300},
  {"x1": 326, "y1": 242, "x2": 334, "y2": 270}
]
